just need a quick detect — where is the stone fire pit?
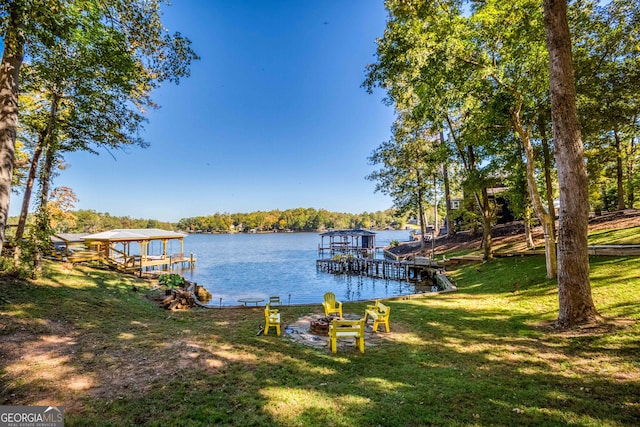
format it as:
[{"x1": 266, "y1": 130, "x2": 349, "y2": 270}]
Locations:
[
  {"x1": 284, "y1": 313, "x2": 387, "y2": 351},
  {"x1": 309, "y1": 315, "x2": 340, "y2": 336}
]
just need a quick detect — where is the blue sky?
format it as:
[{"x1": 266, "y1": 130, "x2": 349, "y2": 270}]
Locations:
[{"x1": 10, "y1": 0, "x2": 396, "y2": 223}]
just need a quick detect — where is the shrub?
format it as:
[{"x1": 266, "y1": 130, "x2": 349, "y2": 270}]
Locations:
[{"x1": 158, "y1": 273, "x2": 185, "y2": 289}]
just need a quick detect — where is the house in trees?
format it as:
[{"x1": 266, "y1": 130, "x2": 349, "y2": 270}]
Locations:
[{"x1": 448, "y1": 186, "x2": 515, "y2": 228}]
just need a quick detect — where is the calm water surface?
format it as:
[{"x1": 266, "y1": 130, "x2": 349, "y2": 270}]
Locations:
[{"x1": 169, "y1": 230, "x2": 419, "y2": 306}]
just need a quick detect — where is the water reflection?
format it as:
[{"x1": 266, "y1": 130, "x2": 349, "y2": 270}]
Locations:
[{"x1": 174, "y1": 230, "x2": 421, "y2": 306}]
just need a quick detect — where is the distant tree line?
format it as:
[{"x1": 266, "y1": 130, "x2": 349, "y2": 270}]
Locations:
[
  {"x1": 176, "y1": 208, "x2": 401, "y2": 233},
  {"x1": 12, "y1": 207, "x2": 402, "y2": 235}
]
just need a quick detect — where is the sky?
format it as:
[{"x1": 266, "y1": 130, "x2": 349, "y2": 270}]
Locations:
[{"x1": 10, "y1": 0, "x2": 397, "y2": 223}]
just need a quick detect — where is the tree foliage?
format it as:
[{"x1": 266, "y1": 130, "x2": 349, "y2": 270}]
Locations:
[
  {"x1": 0, "y1": 0, "x2": 198, "y2": 255},
  {"x1": 8, "y1": 208, "x2": 404, "y2": 234},
  {"x1": 176, "y1": 208, "x2": 402, "y2": 233},
  {"x1": 364, "y1": 0, "x2": 634, "y2": 324}
]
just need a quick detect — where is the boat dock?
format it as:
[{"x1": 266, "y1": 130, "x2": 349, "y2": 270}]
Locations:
[
  {"x1": 50, "y1": 229, "x2": 196, "y2": 276},
  {"x1": 316, "y1": 256, "x2": 441, "y2": 282}
]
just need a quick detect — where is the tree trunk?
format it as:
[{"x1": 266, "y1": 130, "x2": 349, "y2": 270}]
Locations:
[
  {"x1": 0, "y1": 6, "x2": 25, "y2": 253},
  {"x1": 524, "y1": 202, "x2": 535, "y2": 249},
  {"x1": 443, "y1": 162, "x2": 454, "y2": 237},
  {"x1": 30, "y1": 91, "x2": 60, "y2": 276},
  {"x1": 37, "y1": 93, "x2": 60, "y2": 211},
  {"x1": 13, "y1": 131, "x2": 44, "y2": 266},
  {"x1": 31, "y1": 146, "x2": 55, "y2": 276},
  {"x1": 416, "y1": 167, "x2": 427, "y2": 252},
  {"x1": 539, "y1": 113, "x2": 557, "y2": 239},
  {"x1": 433, "y1": 175, "x2": 439, "y2": 236},
  {"x1": 514, "y1": 109, "x2": 557, "y2": 278},
  {"x1": 440, "y1": 130, "x2": 454, "y2": 237},
  {"x1": 418, "y1": 197, "x2": 427, "y2": 252},
  {"x1": 479, "y1": 188, "x2": 492, "y2": 261},
  {"x1": 467, "y1": 145, "x2": 492, "y2": 260},
  {"x1": 15, "y1": 131, "x2": 45, "y2": 242},
  {"x1": 627, "y1": 132, "x2": 636, "y2": 208},
  {"x1": 614, "y1": 129, "x2": 625, "y2": 210},
  {"x1": 543, "y1": 0, "x2": 599, "y2": 327}
]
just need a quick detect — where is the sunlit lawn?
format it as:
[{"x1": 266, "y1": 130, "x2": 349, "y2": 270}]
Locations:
[
  {"x1": 442, "y1": 224, "x2": 640, "y2": 258},
  {"x1": 588, "y1": 226, "x2": 640, "y2": 245},
  {"x1": 1, "y1": 256, "x2": 638, "y2": 426}
]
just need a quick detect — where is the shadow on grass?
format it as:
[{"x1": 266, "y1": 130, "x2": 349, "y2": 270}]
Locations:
[{"x1": 1, "y1": 259, "x2": 639, "y2": 426}]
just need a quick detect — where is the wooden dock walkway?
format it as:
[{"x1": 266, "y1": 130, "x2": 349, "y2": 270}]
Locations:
[
  {"x1": 316, "y1": 258, "x2": 408, "y2": 280},
  {"x1": 50, "y1": 249, "x2": 196, "y2": 275},
  {"x1": 316, "y1": 256, "x2": 442, "y2": 282}
]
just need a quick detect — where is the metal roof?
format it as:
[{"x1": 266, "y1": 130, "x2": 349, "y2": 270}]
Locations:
[
  {"x1": 83, "y1": 228, "x2": 186, "y2": 242},
  {"x1": 51, "y1": 233, "x2": 90, "y2": 243},
  {"x1": 319, "y1": 229, "x2": 377, "y2": 237}
]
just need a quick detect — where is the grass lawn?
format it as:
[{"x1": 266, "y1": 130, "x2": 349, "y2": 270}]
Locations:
[
  {"x1": 588, "y1": 226, "x2": 640, "y2": 245},
  {"x1": 1, "y1": 256, "x2": 639, "y2": 426}
]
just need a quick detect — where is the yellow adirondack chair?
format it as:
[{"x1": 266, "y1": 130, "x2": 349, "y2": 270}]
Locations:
[
  {"x1": 323, "y1": 292, "x2": 343, "y2": 317},
  {"x1": 328, "y1": 318, "x2": 365, "y2": 353},
  {"x1": 364, "y1": 300, "x2": 391, "y2": 332},
  {"x1": 268, "y1": 295, "x2": 281, "y2": 307},
  {"x1": 264, "y1": 304, "x2": 281, "y2": 336}
]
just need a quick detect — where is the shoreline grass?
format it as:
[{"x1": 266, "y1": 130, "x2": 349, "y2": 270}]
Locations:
[{"x1": 1, "y1": 256, "x2": 638, "y2": 426}]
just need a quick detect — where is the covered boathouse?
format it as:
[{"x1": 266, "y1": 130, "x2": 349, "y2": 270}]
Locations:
[
  {"x1": 316, "y1": 229, "x2": 451, "y2": 287},
  {"x1": 51, "y1": 228, "x2": 195, "y2": 274},
  {"x1": 317, "y1": 229, "x2": 377, "y2": 258}
]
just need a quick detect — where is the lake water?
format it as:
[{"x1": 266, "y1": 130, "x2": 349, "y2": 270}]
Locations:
[{"x1": 166, "y1": 230, "x2": 420, "y2": 307}]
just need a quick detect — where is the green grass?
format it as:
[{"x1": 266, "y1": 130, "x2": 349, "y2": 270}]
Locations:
[
  {"x1": 588, "y1": 226, "x2": 640, "y2": 245},
  {"x1": 1, "y1": 258, "x2": 639, "y2": 426}
]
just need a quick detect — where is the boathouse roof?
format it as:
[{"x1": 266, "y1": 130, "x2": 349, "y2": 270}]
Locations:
[
  {"x1": 319, "y1": 229, "x2": 376, "y2": 237},
  {"x1": 52, "y1": 233, "x2": 90, "y2": 243},
  {"x1": 83, "y1": 228, "x2": 186, "y2": 242}
]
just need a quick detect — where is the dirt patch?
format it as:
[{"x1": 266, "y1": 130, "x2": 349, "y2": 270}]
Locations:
[{"x1": 587, "y1": 209, "x2": 640, "y2": 231}]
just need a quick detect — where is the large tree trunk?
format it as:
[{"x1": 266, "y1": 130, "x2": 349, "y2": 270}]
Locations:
[
  {"x1": 0, "y1": 7, "x2": 25, "y2": 253},
  {"x1": 543, "y1": 0, "x2": 599, "y2": 327}
]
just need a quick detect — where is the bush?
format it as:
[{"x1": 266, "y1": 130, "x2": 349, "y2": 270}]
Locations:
[{"x1": 158, "y1": 273, "x2": 185, "y2": 289}]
